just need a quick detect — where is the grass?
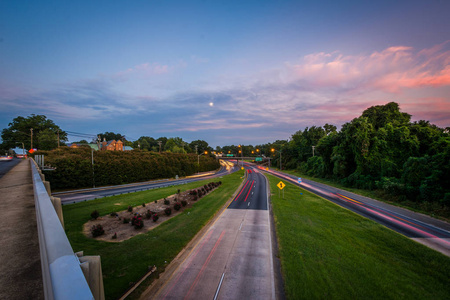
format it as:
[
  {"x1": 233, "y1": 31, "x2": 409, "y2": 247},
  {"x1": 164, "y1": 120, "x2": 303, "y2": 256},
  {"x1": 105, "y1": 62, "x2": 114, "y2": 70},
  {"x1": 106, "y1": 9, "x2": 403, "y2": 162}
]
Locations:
[
  {"x1": 280, "y1": 169, "x2": 450, "y2": 221},
  {"x1": 63, "y1": 169, "x2": 244, "y2": 300},
  {"x1": 267, "y1": 173, "x2": 450, "y2": 299}
]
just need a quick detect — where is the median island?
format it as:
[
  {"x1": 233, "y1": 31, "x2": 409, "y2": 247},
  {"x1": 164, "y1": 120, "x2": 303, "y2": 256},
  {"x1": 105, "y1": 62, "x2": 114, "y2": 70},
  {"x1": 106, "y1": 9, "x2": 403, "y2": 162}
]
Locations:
[{"x1": 84, "y1": 182, "x2": 222, "y2": 242}]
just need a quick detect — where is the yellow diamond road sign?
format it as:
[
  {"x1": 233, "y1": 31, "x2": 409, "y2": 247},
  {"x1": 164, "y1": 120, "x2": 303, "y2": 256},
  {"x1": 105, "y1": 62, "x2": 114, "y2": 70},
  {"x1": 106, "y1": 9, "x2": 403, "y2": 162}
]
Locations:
[{"x1": 277, "y1": 181, "x2": 286, "y2": 190}]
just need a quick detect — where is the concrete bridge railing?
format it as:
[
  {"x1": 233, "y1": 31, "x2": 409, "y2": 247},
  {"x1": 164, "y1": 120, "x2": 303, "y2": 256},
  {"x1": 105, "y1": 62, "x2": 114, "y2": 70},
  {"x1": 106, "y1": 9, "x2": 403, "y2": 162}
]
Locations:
[{"x1": 31, "y1": 159, "x2": 95, "y2": 300}]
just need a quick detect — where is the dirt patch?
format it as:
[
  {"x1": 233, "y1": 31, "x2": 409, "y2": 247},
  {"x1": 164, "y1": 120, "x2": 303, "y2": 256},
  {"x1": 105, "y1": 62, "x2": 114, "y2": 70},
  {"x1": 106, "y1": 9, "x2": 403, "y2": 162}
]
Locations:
[{"x1": 83, "y1": 182, "x2": 222, "y2": 242}]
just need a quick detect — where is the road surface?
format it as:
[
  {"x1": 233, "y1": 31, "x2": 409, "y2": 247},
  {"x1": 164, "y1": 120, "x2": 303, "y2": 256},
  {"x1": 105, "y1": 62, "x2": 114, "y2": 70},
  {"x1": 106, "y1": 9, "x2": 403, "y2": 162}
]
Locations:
[
  {"x1": 55, "y1": 163, "x2": 237, "y2": 204},
  {"x1": 258, "y1": 165, "x2": 450, "y2": 257},
  {"x1": 0, "y1": 158, "x2": 22, "y2": 179},
  {"x1": 148, "y1": 165, "x2": 276, "y2": 300}
]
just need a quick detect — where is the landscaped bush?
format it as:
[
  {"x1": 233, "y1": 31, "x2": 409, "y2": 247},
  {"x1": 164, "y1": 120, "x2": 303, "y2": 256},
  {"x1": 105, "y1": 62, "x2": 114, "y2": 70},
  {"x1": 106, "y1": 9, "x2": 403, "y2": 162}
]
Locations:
[
  {"x1": 110, "y1": 212, "x2": 118, "y2": 217},
  {"x1": 152, "y1": 213, "x2": 159, "y2": 222},
  {"x1": 127, "y1": 206, "x2": 133, "y2": 212},
  {"x1": 164, "y1": 198, "x2": 170, "y2": 205},
  {"x1": 181, "y1": 200, "x2": 187, "y2": 207},
  {"x1": 131, "y1": 215, "x2": 144, "y2": 229},
  {"x1": 164, "y1": 207, "x2": 172, "y2": 216},
  {"x1": 174, "y1": 202, "x2": 181, "y2": 211},
  {"x1": 91, "y1": 210, "x2": 100, "y2": 220},
  {"x1": 91, "y1": 224, "x2": 105, "y2": 237},
  {"x1": 123, "y1": 217, "x2": 130, "y2": 224},
  {"x1": 145, "y1": 210, "x2": 152, "y2": 219}
]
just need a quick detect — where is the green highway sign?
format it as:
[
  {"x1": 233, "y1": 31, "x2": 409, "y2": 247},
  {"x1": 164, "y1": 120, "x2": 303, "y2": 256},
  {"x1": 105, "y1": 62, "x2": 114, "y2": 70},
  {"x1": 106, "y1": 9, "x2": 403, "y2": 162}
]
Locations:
[
  {"x1": 255, "y1": 157, "x2": 262, "y2": 161},
  {"x1": 227, "y1": 154, "x2": 234, "y2": 157}
]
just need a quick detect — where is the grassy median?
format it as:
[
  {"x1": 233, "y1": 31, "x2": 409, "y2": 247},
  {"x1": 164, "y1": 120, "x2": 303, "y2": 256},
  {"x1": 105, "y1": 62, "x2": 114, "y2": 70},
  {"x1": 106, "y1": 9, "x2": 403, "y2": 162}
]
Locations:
[
  {"x1": 266, "y1": 174, "x2": 450, "y2": 299},
  {"x1": 63, "y1": 170, "x2": 244, "y2": 300}
]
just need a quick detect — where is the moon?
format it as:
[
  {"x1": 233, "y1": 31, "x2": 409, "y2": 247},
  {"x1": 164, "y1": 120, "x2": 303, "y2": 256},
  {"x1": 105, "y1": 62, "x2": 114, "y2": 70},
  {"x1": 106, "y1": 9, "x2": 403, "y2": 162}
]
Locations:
[{"x1": 209, "y1": 102, "x2": 214, "y2": 107}]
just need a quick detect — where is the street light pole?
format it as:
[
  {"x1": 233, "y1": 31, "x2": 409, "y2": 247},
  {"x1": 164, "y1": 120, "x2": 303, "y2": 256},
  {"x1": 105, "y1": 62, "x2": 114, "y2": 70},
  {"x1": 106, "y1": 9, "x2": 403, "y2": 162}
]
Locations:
[
  {"x1": 91, "y1": 148, "x2": 95, "y2": 188},
  {"x1": 312, "y1": 146, "x2": 315, "y2": 157},
  {"x1": 30, "y1": 128, "x2": 33, "y2": 149}
]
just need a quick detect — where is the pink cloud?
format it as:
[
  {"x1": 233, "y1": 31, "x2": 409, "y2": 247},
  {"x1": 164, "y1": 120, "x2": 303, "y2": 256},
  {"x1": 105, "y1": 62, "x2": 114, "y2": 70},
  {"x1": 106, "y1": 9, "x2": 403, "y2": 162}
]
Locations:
[{"x1": 288, "y1": 41, "x2": 450, "y2": 93}]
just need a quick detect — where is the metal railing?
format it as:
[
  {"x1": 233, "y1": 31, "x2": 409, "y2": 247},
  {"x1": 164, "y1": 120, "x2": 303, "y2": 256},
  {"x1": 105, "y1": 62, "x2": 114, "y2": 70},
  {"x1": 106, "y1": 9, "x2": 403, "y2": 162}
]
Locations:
[{"x1": 31, "y1": 159, "x2": 94, "y2": 300}]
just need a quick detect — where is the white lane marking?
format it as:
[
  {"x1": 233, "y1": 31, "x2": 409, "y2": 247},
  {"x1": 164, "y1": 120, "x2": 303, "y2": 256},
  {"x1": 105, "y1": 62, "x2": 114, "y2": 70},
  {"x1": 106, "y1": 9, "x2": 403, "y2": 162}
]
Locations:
[
  {"x1": 248, "y1": 202, "x2": 250, "y2": 206},
  {"x1": 214, "y1": 272, "x2": 226, "y2": 300},
  {"x1": 239, "y1": 221, "x2": 243, "y2": 231}
]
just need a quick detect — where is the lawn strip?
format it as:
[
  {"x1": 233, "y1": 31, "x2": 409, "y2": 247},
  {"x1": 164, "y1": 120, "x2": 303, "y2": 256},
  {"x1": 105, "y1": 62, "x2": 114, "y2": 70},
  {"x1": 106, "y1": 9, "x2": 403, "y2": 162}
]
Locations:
[
  {"x1": 266, "y1": 174, "x2": 450, "y2": 299},
  {"x1": 63, "y1": 169, "x2": 244, "y2": 300},
  {"x1": 281, "y1": 169, "x2": 449, "y2": 221}
]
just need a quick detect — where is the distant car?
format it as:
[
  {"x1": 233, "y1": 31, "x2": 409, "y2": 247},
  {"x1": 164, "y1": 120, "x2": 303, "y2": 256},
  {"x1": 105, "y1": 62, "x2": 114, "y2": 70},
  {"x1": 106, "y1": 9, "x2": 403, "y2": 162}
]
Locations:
[{"x1": 0, "y1": 156, "x2": 13, "y2": 161}]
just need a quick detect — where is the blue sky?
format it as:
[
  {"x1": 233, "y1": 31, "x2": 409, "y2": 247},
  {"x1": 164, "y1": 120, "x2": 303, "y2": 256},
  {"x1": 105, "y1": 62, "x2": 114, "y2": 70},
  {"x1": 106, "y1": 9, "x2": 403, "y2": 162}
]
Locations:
[{"x1": 1, "y1": 0, "x2": 449, "y2": 146}]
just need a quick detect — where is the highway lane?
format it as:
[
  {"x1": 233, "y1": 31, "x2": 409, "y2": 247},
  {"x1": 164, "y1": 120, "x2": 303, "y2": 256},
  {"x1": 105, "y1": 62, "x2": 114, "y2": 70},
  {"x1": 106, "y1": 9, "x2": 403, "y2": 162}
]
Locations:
[
  {"x1": 149, "y1": 165, "x2": 276, "y2": 300},
  {"x1": 256, "y1": 165, "x2": 450, "y2": 257},
  {"x1": 55, "y1": 162, "x2": 237, "y2": 204},
  {"x1": 0, "y1": 158, "x2": 22, "y2": 179}
]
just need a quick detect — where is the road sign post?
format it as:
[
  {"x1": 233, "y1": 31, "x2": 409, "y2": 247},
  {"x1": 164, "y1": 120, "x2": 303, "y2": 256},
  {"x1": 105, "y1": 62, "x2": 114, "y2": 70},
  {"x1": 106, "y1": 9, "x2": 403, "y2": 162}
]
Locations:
[{"x1": 277, "y1": 181, "x2": 285, "y2": 198}]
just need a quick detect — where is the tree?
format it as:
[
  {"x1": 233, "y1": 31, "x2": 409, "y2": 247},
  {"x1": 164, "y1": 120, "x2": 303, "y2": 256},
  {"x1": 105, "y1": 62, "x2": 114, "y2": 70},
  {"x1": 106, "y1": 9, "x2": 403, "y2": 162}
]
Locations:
[
  {"x1": 189, "y1": 140, "x2": 211, "y2": 154},
  {"x1": 97, "y1": 132, "x2": 123, "y2": 142},
  {"x1": 1, "y1": 114, "x2": 67, "y2": 150}
]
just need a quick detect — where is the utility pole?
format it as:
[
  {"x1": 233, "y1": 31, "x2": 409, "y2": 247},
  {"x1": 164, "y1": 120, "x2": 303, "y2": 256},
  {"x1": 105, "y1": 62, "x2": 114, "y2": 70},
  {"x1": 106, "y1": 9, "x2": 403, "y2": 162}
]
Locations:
[
  {"x1": 158, "y1": 141, "x2": 162, "y2": 153},
  {"x1": 30, "y1": 128, "x2": 33, "y2": 149},
  {"x1": 312, "y1": 146, "x2": 316, "y2": 157},
  {"x1": 57, "y1": 130, "x2": 60, "y2": 147}
]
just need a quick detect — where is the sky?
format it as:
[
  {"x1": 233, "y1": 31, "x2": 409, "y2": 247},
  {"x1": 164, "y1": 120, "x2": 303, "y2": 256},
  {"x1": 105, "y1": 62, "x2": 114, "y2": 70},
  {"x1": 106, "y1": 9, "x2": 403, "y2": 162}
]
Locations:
[{"x1": 1, "y1": 0, "x2": 449, "y2": 147}]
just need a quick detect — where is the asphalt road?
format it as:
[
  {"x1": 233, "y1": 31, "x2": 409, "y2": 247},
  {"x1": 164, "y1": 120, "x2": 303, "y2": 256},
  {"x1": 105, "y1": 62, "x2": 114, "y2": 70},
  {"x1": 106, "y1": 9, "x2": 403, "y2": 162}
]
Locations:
[
  {"x1": 149, "y1": 165, "x2": 276, "y2": 300},
  {"x1": 258, "y1": 165, "x2": 450, "y2": 257},
  {"x1": 55, "y1": 164, "x2": 237, "y2": 204},
  {"x1": 0, "y1": 158, "x2": 22, "y2": 179}
]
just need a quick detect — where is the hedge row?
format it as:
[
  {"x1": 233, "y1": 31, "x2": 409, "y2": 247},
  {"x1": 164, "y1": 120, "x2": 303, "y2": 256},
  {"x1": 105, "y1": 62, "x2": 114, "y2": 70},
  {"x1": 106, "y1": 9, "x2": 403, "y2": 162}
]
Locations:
[{"x1": 35, "y1": 148, "x2": 220, "y2": 190}]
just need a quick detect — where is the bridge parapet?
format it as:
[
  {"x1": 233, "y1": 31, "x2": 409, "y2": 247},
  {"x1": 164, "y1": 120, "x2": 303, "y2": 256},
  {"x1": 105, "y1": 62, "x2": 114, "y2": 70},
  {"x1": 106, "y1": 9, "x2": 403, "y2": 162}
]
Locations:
[{"x1": 31, "y1": 159, "x2": 97, "y2": 300}]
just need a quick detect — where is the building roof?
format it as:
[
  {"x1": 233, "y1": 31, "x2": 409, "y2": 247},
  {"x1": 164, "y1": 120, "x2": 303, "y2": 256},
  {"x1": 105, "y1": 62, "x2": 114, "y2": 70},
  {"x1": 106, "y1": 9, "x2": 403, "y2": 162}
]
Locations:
[{"x1": 11, "y1": 147, "x2": 27, "y2": 155}]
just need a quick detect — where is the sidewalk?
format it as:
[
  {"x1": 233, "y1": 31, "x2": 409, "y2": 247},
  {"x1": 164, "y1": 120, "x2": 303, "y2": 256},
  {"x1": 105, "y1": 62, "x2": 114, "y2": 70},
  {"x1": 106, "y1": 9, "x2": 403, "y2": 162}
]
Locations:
[{"x1": 0, "y1": 159, "x2": 44, "y2": 299}]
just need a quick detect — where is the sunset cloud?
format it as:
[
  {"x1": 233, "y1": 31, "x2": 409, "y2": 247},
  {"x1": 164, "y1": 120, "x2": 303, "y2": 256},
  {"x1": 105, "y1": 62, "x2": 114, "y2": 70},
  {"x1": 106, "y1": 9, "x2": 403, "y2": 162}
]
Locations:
[{"x1": 286, "y1": 42, "x2": 450, "y2": 93}]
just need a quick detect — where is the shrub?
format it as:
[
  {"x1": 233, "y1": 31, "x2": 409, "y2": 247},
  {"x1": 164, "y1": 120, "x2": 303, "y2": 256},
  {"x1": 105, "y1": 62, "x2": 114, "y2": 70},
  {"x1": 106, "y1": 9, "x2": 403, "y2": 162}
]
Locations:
[
  {"x1": 177, "y1": 189, "x2": 181, "y2": 194},
  {"x1": 142, "y1": 203, "x2": 146, "y2": 207},
  {"x1": 123, "y1": 217, "x2": 130, "y2": 224},
  {"x1": 164, "y1": 207, "x2": 172, "y2": 216},
  {"x1": 164, "y1": 198, "x2": 170, "y2": 205},
  {"x1": 91, "y1": 224, "x2": 104, "y2": 237},
  {"x1": 131, "y1": 215, "x2": 144, "y2": 229},
  {"x1": 181, "y1": 200, "x2": 187, "y2": 207},
  {"x1": 154, "y1": 200, "x2": 157, "y2": 203},
  {"x1": 174, "y1": 202, "x2": 181, "y2": 211},
  {"x1": 152, "y1": 213, "x2": 159, "y2": 222},
  {"x1": 110, "y1": 212, "x2": 118, "y2": 217},
  {"x1": 192, "y1": 195, "x2": 198, "y2": 201},
  {"x1": 112, "y1": 232, "x2": 117, "y2": 239},
  {"x1": 128, "y1": 206, "x2": 133, "y2": 212},
  {"x1": 145, "y1": 210, "x2": 152, "y2": 219},
  {"x1": 91, "y1": 210, "x2": 100, "y2": 220}
]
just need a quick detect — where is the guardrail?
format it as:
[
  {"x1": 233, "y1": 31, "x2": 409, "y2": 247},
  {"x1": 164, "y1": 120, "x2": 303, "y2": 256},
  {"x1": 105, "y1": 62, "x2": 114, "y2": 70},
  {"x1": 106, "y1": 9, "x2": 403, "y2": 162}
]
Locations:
[{"x1": 31, "y1": 159, "x2": 94, "y2": 300}]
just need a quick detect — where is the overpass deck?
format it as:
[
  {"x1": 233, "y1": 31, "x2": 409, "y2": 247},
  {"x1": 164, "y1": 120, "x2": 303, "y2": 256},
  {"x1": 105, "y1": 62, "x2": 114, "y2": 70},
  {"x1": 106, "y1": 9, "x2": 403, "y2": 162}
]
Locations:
[{"x1": 0, "y1": 159, "x2": 44, "y2": 299}]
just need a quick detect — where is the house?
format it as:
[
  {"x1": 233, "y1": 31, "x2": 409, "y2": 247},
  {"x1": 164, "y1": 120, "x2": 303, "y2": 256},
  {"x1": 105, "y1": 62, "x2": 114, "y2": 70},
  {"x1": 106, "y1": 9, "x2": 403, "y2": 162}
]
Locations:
[{"x1": 100, "y1": 139, "x2": 123, "y2": 151}]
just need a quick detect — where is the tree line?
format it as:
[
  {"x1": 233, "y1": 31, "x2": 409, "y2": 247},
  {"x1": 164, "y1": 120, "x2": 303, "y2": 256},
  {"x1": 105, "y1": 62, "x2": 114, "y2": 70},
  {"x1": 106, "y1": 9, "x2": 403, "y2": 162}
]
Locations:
[
  {"x1": 218, "y1": 102, "x2": 449, "y2": 210},
  {"x1": 0, "y1": 115, "x2": 213, "y2": 155}
]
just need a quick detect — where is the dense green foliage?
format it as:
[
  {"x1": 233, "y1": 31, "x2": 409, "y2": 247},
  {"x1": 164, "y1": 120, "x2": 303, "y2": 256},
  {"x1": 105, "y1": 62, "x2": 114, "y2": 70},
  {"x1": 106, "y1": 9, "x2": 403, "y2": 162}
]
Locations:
[
  {"x1": 0, "y1": 114, "x2": 67, "y2": 151},
  {"x1": 266, "y1": 174, "x2": 450, "y2": 299},
  {"x1": 272, "y1": 102, "x2": 450, "y2": 209},
  {"x1": 62, "y1": 170, "x2": 243, "y2": 300},
  {"x1": 36, "y1": 147, "x2": 220, "y2": 190}
]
